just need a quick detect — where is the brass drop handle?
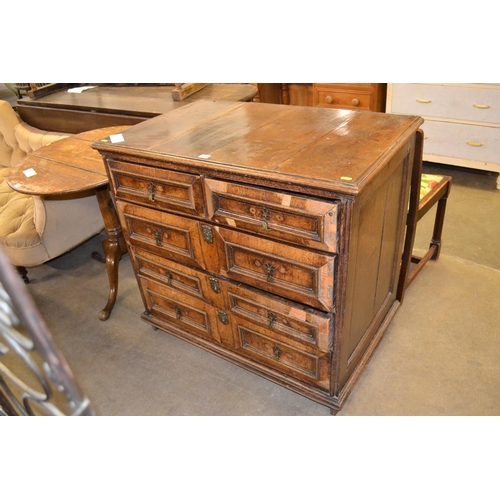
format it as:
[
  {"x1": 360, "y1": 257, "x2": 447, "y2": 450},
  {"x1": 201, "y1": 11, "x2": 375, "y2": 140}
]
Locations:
[
  {"x1": 467, "y1": 141, "x2": 484, "y2": 147},
  {"x1": 175, "y1": 306, "x2": 182, "y2": 320},
  {"x1": 351, "y1": 98, "x2": 360, "y2": 106},
  {"x1": 165, "y1": 271, "x2": 173, "y2": 286},
  {"x1": 325, "y1": 96, "x2": 333, "y2": 104},
  {"x1": 261, "y1": 207, "x2": 270, "y2": 231},
  {"x1": 268, "y1": 312, "x2": 277, "y2": 330},
  {"x1": 473, "y1": 104, "x2": 490, "y2": 109},
  {"x1": 273, "y1": 345, "x2": 282, "y2": 360},
  {"x1": 148, "y1": 181, "x2": 155, "y2": 202},
  {"x1": 416, "y1": 99, "x2": 432, "y2": 103},
  {"x1": 154, "y1": 229, "x2": 163, "y2": 246},
  {"x1": 264, "y1": 262, "x2": 276, "y2": 283}
]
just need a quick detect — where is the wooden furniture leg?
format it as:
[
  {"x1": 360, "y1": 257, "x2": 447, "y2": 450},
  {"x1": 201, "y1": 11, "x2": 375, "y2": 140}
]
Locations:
[
  {"x1": 91, "y1": 186, "x2": 128, "y2": 321},
  {"x1": 407, "y1": 176, "x2": 451, "y2": 286},
  {"x1": 281, "y1": 84, "x2": 290, "y2": 104},
  {"x1": 397, "y1": 129, "x2": 452, "y2": 302},
  {"x1": 16, "y1": 266, "x2": 29, "y2": 284},
  {"x1": 397, "y1": 129, "x2": 424, "y2": 303}
]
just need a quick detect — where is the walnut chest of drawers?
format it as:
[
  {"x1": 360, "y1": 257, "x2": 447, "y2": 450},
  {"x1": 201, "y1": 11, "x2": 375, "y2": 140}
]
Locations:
[{"x1": 93, "y1": 100, "x2": 423, "y2": 414}]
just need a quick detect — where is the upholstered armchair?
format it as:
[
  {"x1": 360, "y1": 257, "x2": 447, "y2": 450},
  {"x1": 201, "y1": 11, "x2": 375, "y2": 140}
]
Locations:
[{"x1": 0, "y1": 100, "x2": 104, "y2": 282}]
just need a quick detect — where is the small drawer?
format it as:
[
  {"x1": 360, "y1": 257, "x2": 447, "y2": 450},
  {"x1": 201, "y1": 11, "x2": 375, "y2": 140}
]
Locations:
[
  {"x1": 390, "y1": 84, "x2": 500, "y2": 124},
  {"x1": 421, "y1": 120, "x2": 500, "y2": 163},
  {"x1": 205, "y1": 178, "x2": 339, "y2": 254},
  {"x1": 107, "y1": 159, "x2": 205, "y2": 216},
  {"x1": 233, "y1": 322, "x2": 331, "y2": 390},
  {"x1": 223, "y1": 281, "x2": 333, "y2": 352},
  {"x1": 314, "y1": 89, "x2": 372, "y2": 110},
  {"x1": 118, "y1": 201, "x2": 209, "y2": 271}
]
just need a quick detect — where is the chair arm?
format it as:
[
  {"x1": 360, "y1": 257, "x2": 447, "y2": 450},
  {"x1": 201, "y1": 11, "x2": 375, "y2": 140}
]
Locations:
[{"x1": 33, "y1": 191, "x2": 104, "y2": 261}]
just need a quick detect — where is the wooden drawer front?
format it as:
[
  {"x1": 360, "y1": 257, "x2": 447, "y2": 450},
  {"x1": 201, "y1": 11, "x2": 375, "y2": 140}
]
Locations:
[
  {"x1": 118, "y1": 202, "x2": 208, "y2": 271},
  {"x1": 140, "y1": 277, "x2": 226, "y2": 345},
  {"x1": 131, "y1": 247, "x2": 226, "y2": 308},
  {"x1": 223, "y1": 282, "x2": 333, "y2": 352},
  {"x1": 205, "y1": 179, "x2": 339, "y2": 253},
  {"x1": 234, "y1": 322, "x2": 330, "y2": 390},
  {"x1": 314, "y1": 88, "x2": 372, "y2": 110},
  {"x1": 107, "y1": 159, "x2": 205, "y2": 216},
  {"x1": 390, "y1": 84, "x2": 500, "y2": 124},
  {"x1": 421, "y1": 120, "x2": 500, "y2": 163},
  {"x1": 216, "y1": 226, "x2": 335, "y2": 312}
]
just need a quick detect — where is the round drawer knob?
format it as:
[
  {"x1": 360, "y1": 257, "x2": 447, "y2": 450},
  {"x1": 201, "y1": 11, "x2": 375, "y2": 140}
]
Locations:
[
  {"x1": 325, "y1": 96, "x2": 333, "y2": 104},
  {"x1": 351, "y1": 98, "x2": 360, "y2": 106}
]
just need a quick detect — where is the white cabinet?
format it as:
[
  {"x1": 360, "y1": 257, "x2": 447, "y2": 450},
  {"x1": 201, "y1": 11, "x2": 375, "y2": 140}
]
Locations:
[{"x1": 386, "y1": 83, "x2": 500, "y2": 189}]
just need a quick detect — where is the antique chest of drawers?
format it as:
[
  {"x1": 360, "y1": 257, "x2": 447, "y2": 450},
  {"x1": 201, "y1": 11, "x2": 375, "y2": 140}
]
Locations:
[
  {"x1": 93, "y1": 100, "x2": 423, "y2": 414},
  {"x1": 386, "y1": 83, "x2": 500, "y2": 189},
  {"x1": 312, "y1": 83, "x2": 387, "y2": 111}
]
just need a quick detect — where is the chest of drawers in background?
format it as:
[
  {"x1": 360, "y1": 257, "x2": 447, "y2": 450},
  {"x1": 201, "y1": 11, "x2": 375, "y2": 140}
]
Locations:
[
  {"x1": 93, "y1": 100, "x2": 423, "y2": 414},
  {"x1": 386, "y1": 83, "x2": 500, "y2": 189},
  {"x1": 255, "y1": 83, "x2": 387, "y2": 112},
  {"x1": 312, "y1": 83, "x2": 387, "y2": 111}
]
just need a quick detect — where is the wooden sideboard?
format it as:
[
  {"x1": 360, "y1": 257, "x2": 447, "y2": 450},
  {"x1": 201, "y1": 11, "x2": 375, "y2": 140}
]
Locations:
[
  {"x1": 92, "y1": 100, "x2": 423, "y2": 414},
  {"x1": 255, "y1": 83, "x2": 387, "y2": 112},
  {"x1": 386, "y1": 83, "x2": 500, "y2": 189}
]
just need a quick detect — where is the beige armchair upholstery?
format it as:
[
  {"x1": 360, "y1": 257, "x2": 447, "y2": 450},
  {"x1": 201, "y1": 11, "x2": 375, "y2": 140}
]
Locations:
[{"x1": 0, "y1": 100, "x2": 104, "y2": 281}]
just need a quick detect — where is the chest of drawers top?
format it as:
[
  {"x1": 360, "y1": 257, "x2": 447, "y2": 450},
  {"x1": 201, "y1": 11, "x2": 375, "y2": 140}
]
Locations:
[{"x1": 92, "y1": 100, "x2": 422, "y2": 197}]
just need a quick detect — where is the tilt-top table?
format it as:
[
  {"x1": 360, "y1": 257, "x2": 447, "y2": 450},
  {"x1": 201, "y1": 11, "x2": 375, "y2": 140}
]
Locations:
[{"x1": 7, "y1": 126, "x2": 129, "y2": 321}]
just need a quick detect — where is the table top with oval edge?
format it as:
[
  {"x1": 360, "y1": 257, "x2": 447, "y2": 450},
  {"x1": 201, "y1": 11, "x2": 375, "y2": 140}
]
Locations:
[{"x1": 7, "y1": 126, "x2": 129, "y2": 196}]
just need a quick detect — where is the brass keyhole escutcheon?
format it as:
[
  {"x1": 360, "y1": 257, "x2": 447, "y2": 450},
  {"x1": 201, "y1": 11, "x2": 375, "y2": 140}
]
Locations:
[
  {"x1": 202, "y1": 224, "x2": 214, "y2": 243},
  {"x1": 273, "y1": 345, "x2": 282, "y2": 360},
  {"x1": 218, "y1": 310, "x2": 229, "y2": 325},
  {"x1": 175, "y1": 306, "x2": 182, "y2": 320},
  {"x1": 154, "y1": 229, "x2": 162, "y2": 246},
  {"x1": 264, "y1": 262, "x2": 275, "y2": 282},
  {"x1": 209, "y1": 278, "x2": 221, "y2": 293},
  {"x1": 148, "y1": 181, "x2": 155, "y2": 202}
]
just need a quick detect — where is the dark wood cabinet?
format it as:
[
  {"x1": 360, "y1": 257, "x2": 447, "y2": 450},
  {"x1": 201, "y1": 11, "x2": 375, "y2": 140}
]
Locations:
[{"x1": 93, "y1": 100, "x2": 422, "y2": 414}]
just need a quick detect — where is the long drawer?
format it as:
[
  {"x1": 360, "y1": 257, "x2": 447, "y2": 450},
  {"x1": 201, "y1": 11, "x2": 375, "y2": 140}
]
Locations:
[
  {"x1": 120, "y1": 201, "x2": 336, "y2": 312},
  {"x1": 421, "y1": 120, "x2": 500, "y2": 163},
  {"x1": 390, "y1": 83, "x2": 500, "y2": 124}
]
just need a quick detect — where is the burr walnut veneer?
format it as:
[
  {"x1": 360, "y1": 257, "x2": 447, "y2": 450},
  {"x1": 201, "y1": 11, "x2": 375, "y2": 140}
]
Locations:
[{"x1": 93, "y1": 100, "x2": 423, "y2": 414}]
